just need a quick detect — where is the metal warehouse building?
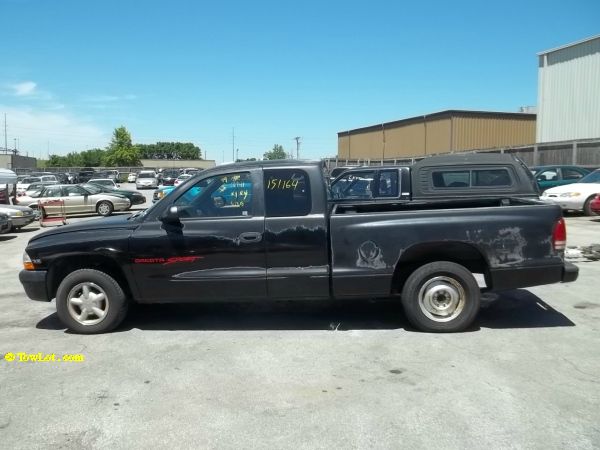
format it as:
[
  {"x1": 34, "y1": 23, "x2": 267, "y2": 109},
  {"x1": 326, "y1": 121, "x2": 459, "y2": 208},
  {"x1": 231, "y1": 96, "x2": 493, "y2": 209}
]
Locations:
[
  {"x1": 337, "y1": 110, "x2": 536, "y2": 160},
  {"x1": 537, "y1": 34, "x2": 600, "y2": 143}
]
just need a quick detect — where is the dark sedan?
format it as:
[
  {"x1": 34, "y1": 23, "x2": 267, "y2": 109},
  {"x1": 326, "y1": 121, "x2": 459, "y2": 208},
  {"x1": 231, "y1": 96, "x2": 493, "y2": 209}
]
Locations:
[
  {"x1": 81, "y1": 183, "x2": 146, "y2": 208},
  {"x1": 160, "y1": 170, "x2": 180, "y2": 186}
]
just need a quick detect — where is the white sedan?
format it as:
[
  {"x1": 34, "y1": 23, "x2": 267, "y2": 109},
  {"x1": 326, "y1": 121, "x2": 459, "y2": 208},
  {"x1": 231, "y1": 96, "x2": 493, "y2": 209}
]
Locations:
[
  {"x1": 540, "y1": 169, "x2": 600, "y2": 215},
  {"x1": 17, "y1": 184, "x2": 130, "y2": 217}
]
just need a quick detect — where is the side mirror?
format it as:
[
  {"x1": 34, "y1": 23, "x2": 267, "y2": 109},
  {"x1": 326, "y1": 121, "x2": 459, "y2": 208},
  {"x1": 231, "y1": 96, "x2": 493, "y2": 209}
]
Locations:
[
  {"x1": 161, "y1": 205, "x2": 181, "y2": 223},
  {"x1": 116, "y1": 184, "x2": 121, "y2": 188}
]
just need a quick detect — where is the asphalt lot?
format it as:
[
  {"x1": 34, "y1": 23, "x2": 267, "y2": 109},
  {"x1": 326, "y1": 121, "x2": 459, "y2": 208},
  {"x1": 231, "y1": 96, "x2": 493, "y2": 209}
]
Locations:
[{"x1": 1, "y1": 184, "x2": 599, "y2": 449}]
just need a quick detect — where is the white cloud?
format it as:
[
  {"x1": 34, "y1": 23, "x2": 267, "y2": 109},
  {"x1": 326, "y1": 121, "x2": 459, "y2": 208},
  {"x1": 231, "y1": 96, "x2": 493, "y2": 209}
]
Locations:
[
  {"x1": 1, "y1": 105, "x2": 109, "y2": 156},
  {"x1": 12, "y1": 81, "x2": 37, "y2": 96},
  {"x1": 81, "y1": 94, "x2": 137, "y2": 103}
]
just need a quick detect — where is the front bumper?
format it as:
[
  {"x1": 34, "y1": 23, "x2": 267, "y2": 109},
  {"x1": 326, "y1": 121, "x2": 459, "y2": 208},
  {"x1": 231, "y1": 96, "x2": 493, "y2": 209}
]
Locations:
[
  {"x1": 541, "y1": 196, "x2": 584, "y2": 211},
  {"x1": 10, "y1": 215, "x2": 35, "y2": 227},
  {"x1": 19, "y1": 270, "x2": 50, "y2": 302}
]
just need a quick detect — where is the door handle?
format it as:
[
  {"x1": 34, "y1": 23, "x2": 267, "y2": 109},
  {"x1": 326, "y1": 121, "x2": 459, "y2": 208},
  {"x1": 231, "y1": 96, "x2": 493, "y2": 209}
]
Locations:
[{"x1": 239, "y1": 232, "x2": 262, "y2": 243}]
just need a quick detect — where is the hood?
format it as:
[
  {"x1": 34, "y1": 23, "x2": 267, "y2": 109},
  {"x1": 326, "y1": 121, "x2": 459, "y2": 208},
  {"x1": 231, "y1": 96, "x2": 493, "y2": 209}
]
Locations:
[
  {"x1": 544, "y1": 182, "x2": 600, "y2": 195},
  {"x1": 29, "y1": 213, "x2": 138, "y2": 242},
  {"x1": 0, "y1": 204, "x2": 33, "y2": 214}
]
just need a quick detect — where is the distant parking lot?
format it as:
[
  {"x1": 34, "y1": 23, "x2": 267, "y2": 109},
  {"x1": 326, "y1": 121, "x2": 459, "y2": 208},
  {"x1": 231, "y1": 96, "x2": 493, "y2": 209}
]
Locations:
[{"x1": 1, "y1": 189, "x2": 599, "y2": 448}]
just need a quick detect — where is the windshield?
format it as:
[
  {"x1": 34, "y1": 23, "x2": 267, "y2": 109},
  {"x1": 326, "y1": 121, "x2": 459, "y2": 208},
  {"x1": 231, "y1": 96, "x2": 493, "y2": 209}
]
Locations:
[
  {"x1": 578, "y1": 170, "x2": 600, "y2": 184},
  {"x1": 138, "y1": 173, "x2": 155, "y2": 178}
]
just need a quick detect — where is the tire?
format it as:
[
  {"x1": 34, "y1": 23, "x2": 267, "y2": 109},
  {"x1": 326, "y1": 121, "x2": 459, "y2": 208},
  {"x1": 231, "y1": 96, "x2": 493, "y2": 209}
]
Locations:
[
  {"x1": 96, "y1": 200, "x2": 114, "y2": 217},
  {"x1": 56, "y1": 269, "x2": 129, "y2": 334},
  {"x1": 583, "y1": 196, "x2": 595, "y2": 216},
  {"x1": 401, "y1": 261, "x2": 480, "y2": 332}
]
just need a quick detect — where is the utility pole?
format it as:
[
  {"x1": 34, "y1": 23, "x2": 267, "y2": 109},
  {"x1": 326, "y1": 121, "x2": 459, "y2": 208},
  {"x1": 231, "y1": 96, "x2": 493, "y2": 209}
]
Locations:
[
  {"x1": 3, "y1": 113, "x2": 7, "y2": 153},
  {"x1": 293, "y1": 136, "x2": 301, "y2": 159},
  {"x1": 236, "y1": 148, "x2": 239, "y2": 162},
  {"x1": 232, "y1": 127, "x2": 235, "y2": 162}
]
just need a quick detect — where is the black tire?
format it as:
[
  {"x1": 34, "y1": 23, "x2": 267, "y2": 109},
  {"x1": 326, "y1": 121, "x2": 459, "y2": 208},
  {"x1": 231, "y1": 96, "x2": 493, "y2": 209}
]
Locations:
[
  {"x1": 583, "y1": 196, "x2": 595, "y2": 216},
  {"x1": 401, "y1": 261, "x2": 480, "y2": 333},
  {"x1": 56, "y1": 269, "x2": 129, "y2": 334},
  {"x1": 96, "y1": 200, "x2": 114, "y2": 217}
]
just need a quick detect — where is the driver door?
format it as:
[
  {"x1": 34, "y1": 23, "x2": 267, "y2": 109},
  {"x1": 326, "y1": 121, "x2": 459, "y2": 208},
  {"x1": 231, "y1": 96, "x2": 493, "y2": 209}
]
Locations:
[{"x1": 129, "y1": 169, "x2": 267, "y2": 302}]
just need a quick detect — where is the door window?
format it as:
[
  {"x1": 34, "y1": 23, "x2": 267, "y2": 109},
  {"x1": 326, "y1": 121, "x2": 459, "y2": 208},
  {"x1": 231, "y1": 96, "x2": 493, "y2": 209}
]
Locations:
[
  {"x1": 537, "y1": 169, "x2": 558, "y2": 182},
  {"x1": 264, "y1": 169, "x2": 311, "y2": 217},
  {"x1": 43, "y1": 186, "x2": 63, "y2": 198},
  {"x1": 331, "y1": 170, "x2": 375, "y2": 199},
  {"x1": 63, "y1": 185, "x2": 87, "y2": 196},
  {"x1": 562, "y1": 168, "x2": 585, "y2": 180},
  {"x1": 174, "y1": 172, "x2": 253, "y2": 218}
]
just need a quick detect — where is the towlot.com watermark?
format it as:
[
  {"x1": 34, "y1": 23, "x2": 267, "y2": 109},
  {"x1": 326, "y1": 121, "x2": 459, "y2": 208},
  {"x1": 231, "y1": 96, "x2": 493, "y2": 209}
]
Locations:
[{"x1": 3, "y1": 352, "x2": 85, "y2": 363}]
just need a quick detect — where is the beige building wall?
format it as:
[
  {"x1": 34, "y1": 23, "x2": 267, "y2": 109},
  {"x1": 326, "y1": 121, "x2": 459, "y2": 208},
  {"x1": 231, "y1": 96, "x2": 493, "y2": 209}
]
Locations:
[
  {"x1": 338, "y1": 112, "x2": 536, "y2": 160},
  {"x1": 453, "y1": 116, "x2": 535, "y2": 151}
]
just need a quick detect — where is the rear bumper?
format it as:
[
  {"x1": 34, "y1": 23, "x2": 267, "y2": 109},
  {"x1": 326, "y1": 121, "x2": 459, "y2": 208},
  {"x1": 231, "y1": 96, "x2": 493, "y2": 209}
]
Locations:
[
  {"x1": 489, "y1": 262, "x2": 578, "y2": 291},
  {"x1": 19, "y1": 270, "x2": 50, "y2": 302},
  {"x1": 562, "y1": 261, "x2": 579, "y2": 283}
]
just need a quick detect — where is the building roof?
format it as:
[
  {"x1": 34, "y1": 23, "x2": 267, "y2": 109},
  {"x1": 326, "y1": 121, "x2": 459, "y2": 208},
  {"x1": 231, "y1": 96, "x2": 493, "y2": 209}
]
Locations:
[
  {"x1": 338, "y1": 110, "x2": 536, "y2": 136},
  {"x1": 538, "y1": 34, "x2": 600, "y2": 56}
]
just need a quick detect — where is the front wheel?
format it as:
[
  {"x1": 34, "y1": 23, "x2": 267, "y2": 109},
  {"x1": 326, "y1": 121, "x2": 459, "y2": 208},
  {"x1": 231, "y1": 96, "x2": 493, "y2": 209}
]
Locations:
[
  {"x1": 56, "y1": 269, "x2": 129, "y2": 334},
  {"x1": 96, "y1": 201, "x2": 114, "y2": 217},
  {"x1": 401, "y1": 261, "x2": 480, "y2": 332}
]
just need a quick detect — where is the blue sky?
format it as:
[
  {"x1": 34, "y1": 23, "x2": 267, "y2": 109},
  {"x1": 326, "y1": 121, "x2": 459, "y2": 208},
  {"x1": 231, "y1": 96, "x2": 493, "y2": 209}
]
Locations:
[{"x1": 1, "y1": 0, "x2": 598, "y2": 162}]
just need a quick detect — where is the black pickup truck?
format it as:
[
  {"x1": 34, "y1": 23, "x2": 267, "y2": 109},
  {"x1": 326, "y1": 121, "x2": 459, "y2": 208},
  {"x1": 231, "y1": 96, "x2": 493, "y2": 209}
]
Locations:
[{"x1": 19, "y1": 155, "x2": 578, "y2": 334}]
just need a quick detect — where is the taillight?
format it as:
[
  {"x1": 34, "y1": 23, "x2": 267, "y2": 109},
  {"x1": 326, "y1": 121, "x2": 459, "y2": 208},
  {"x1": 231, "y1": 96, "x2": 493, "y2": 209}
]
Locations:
[{"x1": 553, "y1": 218, "x2": 567, "y2": 252}]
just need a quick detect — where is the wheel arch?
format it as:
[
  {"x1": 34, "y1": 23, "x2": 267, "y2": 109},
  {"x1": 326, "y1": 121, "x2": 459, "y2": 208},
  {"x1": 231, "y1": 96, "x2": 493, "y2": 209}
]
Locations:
[
  {"x1": 47, "y1": 254, "x2": 132, "y2": 301},
  {"x1": 391, "y1": 241, "x2": 490, "y2": 294}
]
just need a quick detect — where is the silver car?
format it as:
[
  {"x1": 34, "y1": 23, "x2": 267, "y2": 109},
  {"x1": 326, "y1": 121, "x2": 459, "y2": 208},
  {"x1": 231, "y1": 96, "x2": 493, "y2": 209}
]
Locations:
[
  {"x1": 17, "y1": 184, "x2": 130, "y2": 217},
  {"x1": 136, "y1": 171, "x2": 158, "y2": 189},
  {"x1": 0, "y1": 204, "x2": 36, "y2": 230}
]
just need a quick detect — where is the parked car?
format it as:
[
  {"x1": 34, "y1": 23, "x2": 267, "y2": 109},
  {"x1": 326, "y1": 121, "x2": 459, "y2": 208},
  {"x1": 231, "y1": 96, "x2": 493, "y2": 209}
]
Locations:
[
  {"x1": 152, "y1": 185, "x2": 175, "y2": 203},
  {"x1": 127, "y1": 172, "x2": 137, "y2": 183},
  {"x1": 174, "y1": 174, "x2": 192, "y2": 186},
  {"x1": 0, "y1": 212, "x2": 10, "y2": 234},
  {"x1": 541, "y1": 169, "x2": 600, "y2": 215},
  {"x1": 77, "y1": 170, "x2": 96, "y2": 183},
  {"x1": 136, "y1": 171, "x2": 158, "y2": 189},
  {"x1": 16, "y1": 176, "x2": 42, "y2": 193},
  {"x1": 17, "y1": 184, "x2": 130, "y2": 217},
  {"x1": 20, "y1": 181, "x2": 59, "y2": 197},
  {"x1": 89, "y1": 178, "x2": 120, "y2": 189},
  {"x1": 160, "y1": 170, "x2": 180, "y2": 186},
  {"x1": 81, "y1": 183, "x2": 146, "y2": 208},
  {"x1": 18, "y1": 155, "x2": 577, "y2": 334},
  {"x1": 0, "y1": 204, "x2": 36, "y2": 230},
  {"x1": 530, "y1": 165, "x2": 590, "y2": 192}
]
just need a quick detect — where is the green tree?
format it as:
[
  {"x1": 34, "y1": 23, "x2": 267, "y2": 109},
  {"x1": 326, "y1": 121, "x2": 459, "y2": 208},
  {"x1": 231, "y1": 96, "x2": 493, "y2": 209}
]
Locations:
[
  {"x1": 137, "y1": 142, "x2": 202, "y2": 160},
  {"x1": 104, "y1": 126, "x2": 140, "y2": 166},
  {"x1": 263, "y1": 144, "x2": 287, "y2": 160}
]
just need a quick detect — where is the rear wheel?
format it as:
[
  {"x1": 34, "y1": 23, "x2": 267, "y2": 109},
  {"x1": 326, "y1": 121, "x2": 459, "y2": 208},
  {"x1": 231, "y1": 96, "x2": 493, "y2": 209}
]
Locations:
[
  {"x1": 56, "y1": 269, "x2": 128, "y2": 334},
  {"x1": 401, "y1": 261, "x2": 480, "y2": 332},
  {"x1": 96, "y1": 201, "x2": 114, "y2": 217}
]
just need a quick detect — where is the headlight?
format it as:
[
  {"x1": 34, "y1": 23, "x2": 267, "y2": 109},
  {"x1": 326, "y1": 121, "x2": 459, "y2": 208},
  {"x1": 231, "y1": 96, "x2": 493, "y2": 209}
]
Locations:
[
  {"x1": 13, "y1": 211, "x2": 24, "y2": 217},
  {"x1": 559, "y1": 192, "x2": 581, "y2": 197},
  {"x1": 23, "y1": 252, "x2": 35, "y2": 270}
]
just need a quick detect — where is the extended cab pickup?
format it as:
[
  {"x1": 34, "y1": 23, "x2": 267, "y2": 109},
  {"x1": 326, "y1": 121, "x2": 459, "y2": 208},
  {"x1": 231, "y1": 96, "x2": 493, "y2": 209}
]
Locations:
[{"x1": 19, "y1": 155, "x2": 578, "y2": 334}]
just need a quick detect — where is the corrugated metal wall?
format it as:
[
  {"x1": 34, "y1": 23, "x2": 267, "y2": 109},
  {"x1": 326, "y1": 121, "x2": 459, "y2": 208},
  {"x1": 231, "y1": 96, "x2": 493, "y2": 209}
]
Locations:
[
  {"x1": 537, "y1": 36, "x2": 600, "y2": 142},
  {"x1": 338, "y1": 113, "x2": 535, "y2": 159},
  {"x1": 453, "y1": 116, "x2": 536, "y2": 150}
]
